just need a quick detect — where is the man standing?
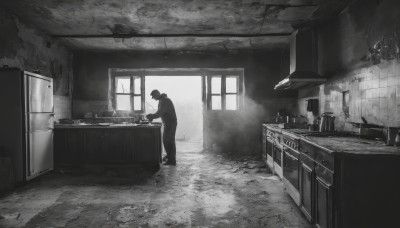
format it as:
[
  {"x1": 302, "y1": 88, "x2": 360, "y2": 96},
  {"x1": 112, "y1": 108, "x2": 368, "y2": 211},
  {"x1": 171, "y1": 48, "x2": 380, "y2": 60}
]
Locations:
[{"x1": 146, "y1": 90, "x2": 177, "y2": 166}]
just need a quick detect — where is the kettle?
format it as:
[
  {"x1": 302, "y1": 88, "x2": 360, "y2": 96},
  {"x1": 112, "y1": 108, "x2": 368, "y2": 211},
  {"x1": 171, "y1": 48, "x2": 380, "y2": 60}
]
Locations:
[
  {"x1": 319, "y1": 112, "x2": 335, "y2": 132},
  {"x1": 395, "y1": 130, "x2": 400, "y2": 147}
]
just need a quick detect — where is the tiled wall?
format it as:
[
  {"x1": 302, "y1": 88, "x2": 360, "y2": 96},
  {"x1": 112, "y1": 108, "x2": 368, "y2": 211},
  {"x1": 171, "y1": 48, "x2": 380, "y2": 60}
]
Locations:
[
  {"x1": 298, "y1": 60, "x2": 400, "y2": 131},
  {"x1": 54, "y1": 95, "x2": 72, "y2": 121}
]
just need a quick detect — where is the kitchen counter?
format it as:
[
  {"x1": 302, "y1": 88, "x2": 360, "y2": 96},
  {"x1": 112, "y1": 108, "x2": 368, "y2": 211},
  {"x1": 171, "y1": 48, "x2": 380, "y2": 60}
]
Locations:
[
  {"x1": 301, "y1": 134, "x2": 400, "y2": 155},
  {"x1": 55, "y1": 123, "x2": 162, "y2": 129},
  {"x1": 263, "y1": 124, "x2": 400, "y2": 155},
  {"x1": 54, "y1": 124, "x2": 162, "y2": 166}
]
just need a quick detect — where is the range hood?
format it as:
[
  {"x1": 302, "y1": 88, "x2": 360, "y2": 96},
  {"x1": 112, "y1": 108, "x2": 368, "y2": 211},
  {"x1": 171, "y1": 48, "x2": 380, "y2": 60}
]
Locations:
[{"x1": 274, "y1": 29, "x2": 327, "y2": 90}]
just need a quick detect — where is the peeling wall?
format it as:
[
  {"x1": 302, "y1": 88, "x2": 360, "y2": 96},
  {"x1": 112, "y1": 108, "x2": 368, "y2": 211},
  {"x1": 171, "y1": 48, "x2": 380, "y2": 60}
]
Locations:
[
  {"x1": 298, "y1": 0, "x2": 400, "y2": 130},
  {"x1": 0, "y1": 9, "x2": 72, "y2": 120},
  {"x1": 73, "y1": 50, "x2": 297, "y2": 154}
]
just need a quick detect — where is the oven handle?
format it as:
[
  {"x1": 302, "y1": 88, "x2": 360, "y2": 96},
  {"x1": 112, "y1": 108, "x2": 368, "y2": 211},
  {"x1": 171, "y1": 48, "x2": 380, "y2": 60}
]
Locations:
[{"x1": 284, "y1": 151, "x2": 298, "y2": 161}]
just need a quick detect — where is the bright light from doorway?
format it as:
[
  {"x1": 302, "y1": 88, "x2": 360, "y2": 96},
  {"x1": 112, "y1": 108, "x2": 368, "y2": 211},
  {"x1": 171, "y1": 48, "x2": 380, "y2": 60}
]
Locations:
[{"x1": 145, "y1": 76, "x2": 203, "y2": 144}]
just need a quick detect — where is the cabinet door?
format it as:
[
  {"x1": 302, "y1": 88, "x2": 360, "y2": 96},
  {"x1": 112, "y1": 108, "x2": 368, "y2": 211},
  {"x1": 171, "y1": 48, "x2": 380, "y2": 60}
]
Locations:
[
  {"x1": 54, "y1": 129, "x2": 67, "y2": 164},
  {"x1": 102, "y1": 129, "x2": 134, "y2": 164},
  {"x1": 84, "y1": 129, "x2": 104, "y2": 163},
  {"x1": 300, "y1": 163, "x2": 314, "y2": 222},
  {"x1": 133, "y1": 129, "x2": 157, "y2": 163},
  {"x1": 54, "y1": 129, "x2": 84, "y2": 165},
  {"x1": 65, "y1": 130, "x2": 84, "y2": 165},
  {"x1": 315, "y1": 176, "x2": 333, "y2": 228}
]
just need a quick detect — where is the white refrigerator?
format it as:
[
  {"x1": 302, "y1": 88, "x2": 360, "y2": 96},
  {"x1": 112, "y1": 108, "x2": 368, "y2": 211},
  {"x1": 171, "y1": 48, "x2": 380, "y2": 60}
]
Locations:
[{"x1": 0, "y1": 68, "x2": 54, "y2": 184}]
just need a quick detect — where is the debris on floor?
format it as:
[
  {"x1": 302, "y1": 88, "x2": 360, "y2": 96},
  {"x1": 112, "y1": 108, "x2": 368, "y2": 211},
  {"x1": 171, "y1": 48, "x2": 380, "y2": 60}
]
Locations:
[{"x1": 0, "y1": 141, "x2": 311, "y2": 228}]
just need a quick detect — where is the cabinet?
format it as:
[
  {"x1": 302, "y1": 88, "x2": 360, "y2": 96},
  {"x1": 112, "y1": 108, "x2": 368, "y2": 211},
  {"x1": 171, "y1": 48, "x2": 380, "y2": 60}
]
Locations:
[
  {"x1": 54, "y1": 127, "x2": 161, "y2": 166},
  {"x1": 84, "y1": 129, "x2": 104, "y2": 163},
  {"x1": 54, "y1": 129, "x2": 84, "y2": 165},
  {"x1": 315, "y1": 175, "x2": 333, "y2": 228},
  {"x1": 300, "y1": 161, "x2": 314, "y2": 222},
  {"x1": 260, "y1": 127, "x2": 400, "y2": 228},
  {"x1": 299, "y1": 139, "x2": 334, "y2": 228},
  {"x1": 102, "y1": 129, "x2": 135, "y2": 163}
]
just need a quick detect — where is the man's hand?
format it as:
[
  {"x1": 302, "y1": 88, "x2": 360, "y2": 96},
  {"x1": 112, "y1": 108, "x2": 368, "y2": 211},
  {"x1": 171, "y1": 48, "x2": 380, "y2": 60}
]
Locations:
[{"x1": 146, "y1": 114, "x2": 154, "y2": 121}]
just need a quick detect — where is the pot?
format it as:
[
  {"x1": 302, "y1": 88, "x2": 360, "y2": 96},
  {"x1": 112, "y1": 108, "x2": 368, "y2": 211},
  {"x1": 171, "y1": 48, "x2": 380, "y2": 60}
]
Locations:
[
  {"x1": 319, "y1": 112, "x2": 335, "y2": 132},
  {"x1": 385, "y1": 127, "x2": 398, "y2": 146},
  {"x1": 102, "y1": 110, "x2": 116, "y2": 117}
]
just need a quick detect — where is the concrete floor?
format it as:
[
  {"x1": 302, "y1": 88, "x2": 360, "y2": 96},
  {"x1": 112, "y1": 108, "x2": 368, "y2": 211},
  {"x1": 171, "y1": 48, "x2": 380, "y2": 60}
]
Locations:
[{"x1": 0, "y1": 141, "x2": 311, "y2": 228}]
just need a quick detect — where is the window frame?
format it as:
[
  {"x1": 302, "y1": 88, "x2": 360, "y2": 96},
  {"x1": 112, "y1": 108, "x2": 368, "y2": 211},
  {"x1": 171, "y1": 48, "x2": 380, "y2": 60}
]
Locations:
[
  {"x1": 112, "y1": 75, "x2": 145, "y2": 113},
  {"x1": 210, "y1": 76, "x2": 223, "y2": 110},
  {"x1": 224, "y1": 75, "x2": 239, "y2": 110},
  {"x1": 207, "y1": 72, "x2": 243, "y2": 111}
]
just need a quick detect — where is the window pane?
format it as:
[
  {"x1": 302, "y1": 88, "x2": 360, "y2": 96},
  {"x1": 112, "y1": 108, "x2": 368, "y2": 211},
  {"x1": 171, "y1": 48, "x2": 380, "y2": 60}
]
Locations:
[
  {"x1": 134, "y1": 77, "x2": 141, "y2": 94},
  {"x1": 212, "y1": 95, "x2": 221, "y2": 110},
  {"x1": 226, "y1": 76, "x2": 238, "y2": 93},
  {"x1": 211, "y1": 76, "x2": 221, "y2": 94},
  {"x1": 116, "y1": 77, "x2": 130, "y2": 93},
  {"x1": 133, "y1": 96, "x2": 142, "y2": 111},
  {"x1": 116, "y1": 95, "x2": 131, "y2": 111},
  {"x1": 226, "y1": 94, "x2": 238, "y2": 110}
]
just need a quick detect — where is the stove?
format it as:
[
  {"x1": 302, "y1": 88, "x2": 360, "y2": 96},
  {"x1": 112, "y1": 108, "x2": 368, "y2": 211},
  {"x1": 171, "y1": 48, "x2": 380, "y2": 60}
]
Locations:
[{"x1": 282, "y1": 131, "x2": 301, "y2": 206}]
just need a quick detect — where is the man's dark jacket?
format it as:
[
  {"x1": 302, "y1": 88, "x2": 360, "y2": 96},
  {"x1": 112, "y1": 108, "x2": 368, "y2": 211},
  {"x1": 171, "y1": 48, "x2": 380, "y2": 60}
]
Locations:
[{"x1": 152, "y1": 93, "x2": 177, "y2": 124}]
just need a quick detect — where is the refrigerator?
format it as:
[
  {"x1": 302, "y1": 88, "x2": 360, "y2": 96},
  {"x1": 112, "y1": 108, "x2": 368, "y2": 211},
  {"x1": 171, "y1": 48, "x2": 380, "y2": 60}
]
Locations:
[{"x1": 0, "y1": 68, "x2": 54, "y2": 184}]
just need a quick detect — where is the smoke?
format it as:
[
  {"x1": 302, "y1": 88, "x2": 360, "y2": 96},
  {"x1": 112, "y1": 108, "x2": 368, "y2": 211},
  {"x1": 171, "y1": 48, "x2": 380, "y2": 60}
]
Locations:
[{"x1": 204, "y1": 96, "x2": 297, "y2": 154}]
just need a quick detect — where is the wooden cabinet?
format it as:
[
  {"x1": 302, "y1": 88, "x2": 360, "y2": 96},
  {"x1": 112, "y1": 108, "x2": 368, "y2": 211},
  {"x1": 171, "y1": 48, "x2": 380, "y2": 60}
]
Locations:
[
  {"x1": 102, "y1": 129, "x2": 135, "y2": 163},
  {"x1": 315, "y1": 175, "x2": 333, "y2": 228},
  {"x1": 54, "y1": 127, "x2": 161, "y2": 166},
  {"x1": 300, "y1": 162, "x2": 314, "y2": 222},
  {"x1": 84, "y1": 129, "x2": 104, "y2": 163},
  {"x1": 299, "y1": 139, "x2": 334, "y2": 228},
  {"x1": 133, "y1": 129, "x2": 159, "y2": 163},
  {"x1": 264, "y1": 129, "x2": 400, "y2": 228},
  {"x1": 54, "y1": 129, "x2": 84, "y2": 165}
]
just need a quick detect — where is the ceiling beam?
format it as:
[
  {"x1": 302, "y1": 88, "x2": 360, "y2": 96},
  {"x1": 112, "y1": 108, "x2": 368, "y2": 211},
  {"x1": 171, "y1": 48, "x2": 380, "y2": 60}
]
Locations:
[
  {"x1": 265, "y1": 4, "x2": 317, "y2": 7},
  {"x1": 52, "y1": 33, "x2": 292, "y2": 39}
]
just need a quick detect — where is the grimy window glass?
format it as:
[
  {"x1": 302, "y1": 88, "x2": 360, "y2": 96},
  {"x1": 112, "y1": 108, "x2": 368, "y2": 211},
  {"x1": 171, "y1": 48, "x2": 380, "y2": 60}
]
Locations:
[
  {"x1": 225, "y1": 76, "x2": 238, "y2": 110},
  {"x1": 209, "y1": 75, "x2": 239, "y2": 110},
  {"x1": 211, "y1": 76, "x2": 222, "y2": 110},
  {"x1": 116, "y1": 77, "x2": 131, "y2": 93},
  {"x1": 114, "y1": 76, "x2": 143, "y2": 112}
]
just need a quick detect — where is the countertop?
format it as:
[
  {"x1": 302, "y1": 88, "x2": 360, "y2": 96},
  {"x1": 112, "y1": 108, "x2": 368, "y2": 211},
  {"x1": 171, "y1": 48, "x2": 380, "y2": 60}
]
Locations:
[
  {"x1": 55, "y1": 123, "x2": 162, "y2": 129},
  {"x1": 263, "y1": 124, "x2": 400, "y2": 156}
]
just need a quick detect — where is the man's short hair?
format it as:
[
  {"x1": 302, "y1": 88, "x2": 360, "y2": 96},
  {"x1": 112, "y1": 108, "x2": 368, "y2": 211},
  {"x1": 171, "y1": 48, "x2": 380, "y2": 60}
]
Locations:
[{"x1": 150, "y1": 89, "x2": 160, "y2": 97}]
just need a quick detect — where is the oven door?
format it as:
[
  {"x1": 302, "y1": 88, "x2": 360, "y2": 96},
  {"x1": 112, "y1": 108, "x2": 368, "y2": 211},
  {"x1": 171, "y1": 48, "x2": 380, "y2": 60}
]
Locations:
[
  {"x1": 266, "y1": 138, "x2": 274, "y2": 171},
  {"x1": 283, "y1": 146, "x2": 300, "y2": 205},
  {"x1": 283, "y1": 146, "x2": 300, "y2": 190},
  {"x1": 273, "y1": 142, "x2": 282, "y2": 178}
]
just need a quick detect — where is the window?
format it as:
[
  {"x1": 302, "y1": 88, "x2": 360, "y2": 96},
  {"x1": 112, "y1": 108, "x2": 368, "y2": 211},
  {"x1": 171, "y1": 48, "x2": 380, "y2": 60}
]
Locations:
[
  {"x1": 113, "y1": 76, "x2": 143, "y2": 112},
  {"x1": 225, "y1": 76, "x2": 238, "y2": 110},
  {"x1": 211, "y1": 76, "x2": 222, "y2": 110},
  {"x1": 208, "y1": 75, "x2": 240, "y2": 110}
]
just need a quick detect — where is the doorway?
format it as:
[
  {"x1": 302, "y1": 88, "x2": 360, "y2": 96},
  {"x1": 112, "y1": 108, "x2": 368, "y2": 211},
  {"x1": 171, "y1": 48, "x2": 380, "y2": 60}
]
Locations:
[{"x1": 145, "y1": 76, "x2": 203, "y2": 149}]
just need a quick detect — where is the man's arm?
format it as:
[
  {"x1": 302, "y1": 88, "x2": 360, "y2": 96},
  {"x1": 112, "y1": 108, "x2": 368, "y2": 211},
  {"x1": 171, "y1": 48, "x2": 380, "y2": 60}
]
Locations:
[{"x1": 147, "y1": 99, "x2": 167, "y2": 120}]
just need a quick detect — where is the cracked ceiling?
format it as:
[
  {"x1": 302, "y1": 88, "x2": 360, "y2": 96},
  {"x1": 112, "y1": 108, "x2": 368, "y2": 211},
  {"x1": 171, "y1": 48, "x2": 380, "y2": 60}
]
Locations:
[{"x1": 0, "y1": 0, "x2": 353, "y2": 52}]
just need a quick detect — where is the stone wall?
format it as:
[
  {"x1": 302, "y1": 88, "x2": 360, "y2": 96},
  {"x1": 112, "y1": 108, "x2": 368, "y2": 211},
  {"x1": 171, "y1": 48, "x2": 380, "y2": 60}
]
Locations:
[{"x1": 0, "y1": 9, "x2": 72, "y2": 120}]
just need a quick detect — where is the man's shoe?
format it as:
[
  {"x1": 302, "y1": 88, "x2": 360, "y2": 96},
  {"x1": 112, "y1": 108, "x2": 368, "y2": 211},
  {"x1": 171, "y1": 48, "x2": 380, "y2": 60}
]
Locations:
[{"x1": 163, "y1": 161, "x2": 176, "y2": 166}]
